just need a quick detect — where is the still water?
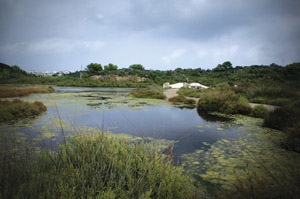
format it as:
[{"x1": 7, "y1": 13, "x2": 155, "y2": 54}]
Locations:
[{"x1": 1, "y1": 87, "x2": 299, "y2": 189}]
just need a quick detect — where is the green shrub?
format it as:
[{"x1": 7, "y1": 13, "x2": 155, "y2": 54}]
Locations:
[
  {"x1": 130, "y1": 88, "x2": 166, "y2": 99},
  {"x1": 251, "y1": 105, "x2": 269, "y2": 118},
  {"x1": 0, "y1": 132, "x2": 200, "y2": 199},
  {"x1": 197, "y1": 90, "x2": 251, "y2": 115}
]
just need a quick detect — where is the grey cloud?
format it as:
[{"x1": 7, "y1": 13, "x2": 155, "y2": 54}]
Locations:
[{"x1": 0, "y1": 0, "x2": 299, "y2": 71}]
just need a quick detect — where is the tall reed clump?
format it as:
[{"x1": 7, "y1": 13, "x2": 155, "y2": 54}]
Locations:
[
  {"x1": 130, "y1": 88, "x2": 166, "y2": 100},
  {"x1": 263, "y1": 101, "x2": 300, "y2": 152},
  {"x1": 0, "y1": 99, "x2": 47, "y2": 122},
  {"x1": 197, "y1": 90, "x2": 252, "y2": 115},
  {"x1": 0, "y1": 132, "x2": 201, "y2": 199},
  {"x1": 0, "y1": 86, "x2": 55, "y2": 98}
]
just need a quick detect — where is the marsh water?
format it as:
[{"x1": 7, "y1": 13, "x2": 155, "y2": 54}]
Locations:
[{"x1": 1, "y1": 87, "x2": 300, "y2": 189}]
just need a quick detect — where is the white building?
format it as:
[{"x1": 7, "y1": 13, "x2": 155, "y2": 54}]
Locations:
[{"x1": 163, "y1": 82, "x2": 208, "y2": 89}]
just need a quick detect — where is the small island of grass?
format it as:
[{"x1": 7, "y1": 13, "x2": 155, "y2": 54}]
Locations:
[{"x1": 0, "y1": 99, "x2": 47, "y2": 122}]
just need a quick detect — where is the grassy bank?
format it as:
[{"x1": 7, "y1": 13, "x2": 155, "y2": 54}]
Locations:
[
  {"x1": 0, "y1": 86, "x2": 55, "y2": 98},
  {"x1": 0, "y1": 99, "x2": 47, "y2": 122},
  {"x1": 130, "y1": 88, "x2": 166, "y2": 100},
  {"x1": 0, "y1": 132, "x2": 201, "y2": 199}
]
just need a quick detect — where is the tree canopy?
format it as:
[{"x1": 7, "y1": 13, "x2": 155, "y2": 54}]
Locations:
[
  {"x1": 104, "y1": 63, "x2": 118, "y2": 71},
  {"x1": 129, "y1": 64, "x2": 145, "y2": 71},
  {"x1": 85, "y1": 63, "x2": 103, "y2": 76},
  {"x1": 213, "y1": 61, "x2": 233, "y2": 72}
]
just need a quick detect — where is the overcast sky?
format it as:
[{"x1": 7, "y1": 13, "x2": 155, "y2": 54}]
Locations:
[{"x1": 0, "y1": 0, "x2": 299, "y2": 71}]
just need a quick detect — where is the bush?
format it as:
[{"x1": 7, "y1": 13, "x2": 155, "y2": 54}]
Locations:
[
  {"x1": 130, "y1": 88, "x2": 166, "y2": 100},
  {"x1": 197, "y1": 90, "x2": 252, "y2": 115},
  {"x1": 0, "y1": 132, "x2": 200, "y2": 199},
  {"x1": 251, "y1": 105, "x2": 269, "y2": 118}
]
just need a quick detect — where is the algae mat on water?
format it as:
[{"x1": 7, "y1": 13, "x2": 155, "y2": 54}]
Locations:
[{"x1": 181, "y1": 115, "x2": 300, "y2": 190}]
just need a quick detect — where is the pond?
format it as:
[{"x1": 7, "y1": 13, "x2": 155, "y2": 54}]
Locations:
[{"x1": 1, "y1": 87, "x2": 300, "y2": 190}]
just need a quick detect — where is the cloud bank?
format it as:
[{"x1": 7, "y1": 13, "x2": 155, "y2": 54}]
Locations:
[{"x1": 0, "y1": 0, "x2": 299, "y2": 71}]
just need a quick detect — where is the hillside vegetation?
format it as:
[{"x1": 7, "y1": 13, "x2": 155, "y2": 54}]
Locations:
[{"x1": 1, "y1": 62, "x2": 300, "y2": 89}]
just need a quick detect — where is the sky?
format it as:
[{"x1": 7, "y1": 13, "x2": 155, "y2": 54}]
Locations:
[{"x1": 0, "y1": 0, "x2": 300, "y2": 72}]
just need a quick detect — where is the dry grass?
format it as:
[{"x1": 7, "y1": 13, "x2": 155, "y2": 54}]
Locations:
[{"x1": 0, "y1": 86, "x2": 55, "y2": 98}]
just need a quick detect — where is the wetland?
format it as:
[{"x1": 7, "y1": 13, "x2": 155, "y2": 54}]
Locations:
[{"x1": 1, "y1": 86, "x2": 300, "y2": 197}]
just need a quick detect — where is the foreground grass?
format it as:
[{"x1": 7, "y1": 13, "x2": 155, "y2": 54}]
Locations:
[
  {"x1": 0, "y1": 132, "x2": 202, "y2": 199},
  {"x1": 0, "y1": 99, "x2": 47, "y2": 122},
  {"x1": 0, "y1": 86, "x2": 55, "y2": 98},
  {"x1": 130, "y1": 88, "x2": 166, "y2": 100}
]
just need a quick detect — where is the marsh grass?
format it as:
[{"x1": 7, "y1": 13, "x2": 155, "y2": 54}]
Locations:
[
  {"x1": 0, "y1": 99, "x2": 47, "y2": 122},
  {"x1": 0, "y1": 131, "x2": 203, "y2": 199},
  {"x1": 130, "y1": 88, "x2": 166, "y2": 100},
  {"x1": 0, "y1": 86, "x2": 55, "y2": 98},
  {"x1": 197, "y1": 90, "x2": 252, "y2": 115},
  {"x1": 251, "y1": 105, "x2": 269, "y2": 118},
  {"x1": 177, "y1": 88, "x2": 204, "y2": 98},
  {"x1": 232, "y1": 86, "x2": 299, "y2": 106},
  {"x1": 168, "y1": 95, "x2": 196, "y2": 106}
]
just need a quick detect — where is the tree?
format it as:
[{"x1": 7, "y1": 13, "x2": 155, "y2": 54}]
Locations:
[
  {"x1": 104, "y1": 63, "x2": 118, "y2": 71},
  {"x1": 85, "y1": 63, "x2": 103, "y2": 76},
  {"x1": 129, "y1": 64, "x2": 145, "y2": 71},
  {"x1": 213, "y1": 61, "x2": 233, "y2": 72}
]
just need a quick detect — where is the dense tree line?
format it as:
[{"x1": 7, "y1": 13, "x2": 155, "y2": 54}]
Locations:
[{"x1": 1, "y1": 62, "x2": 300, "y2": 88}]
